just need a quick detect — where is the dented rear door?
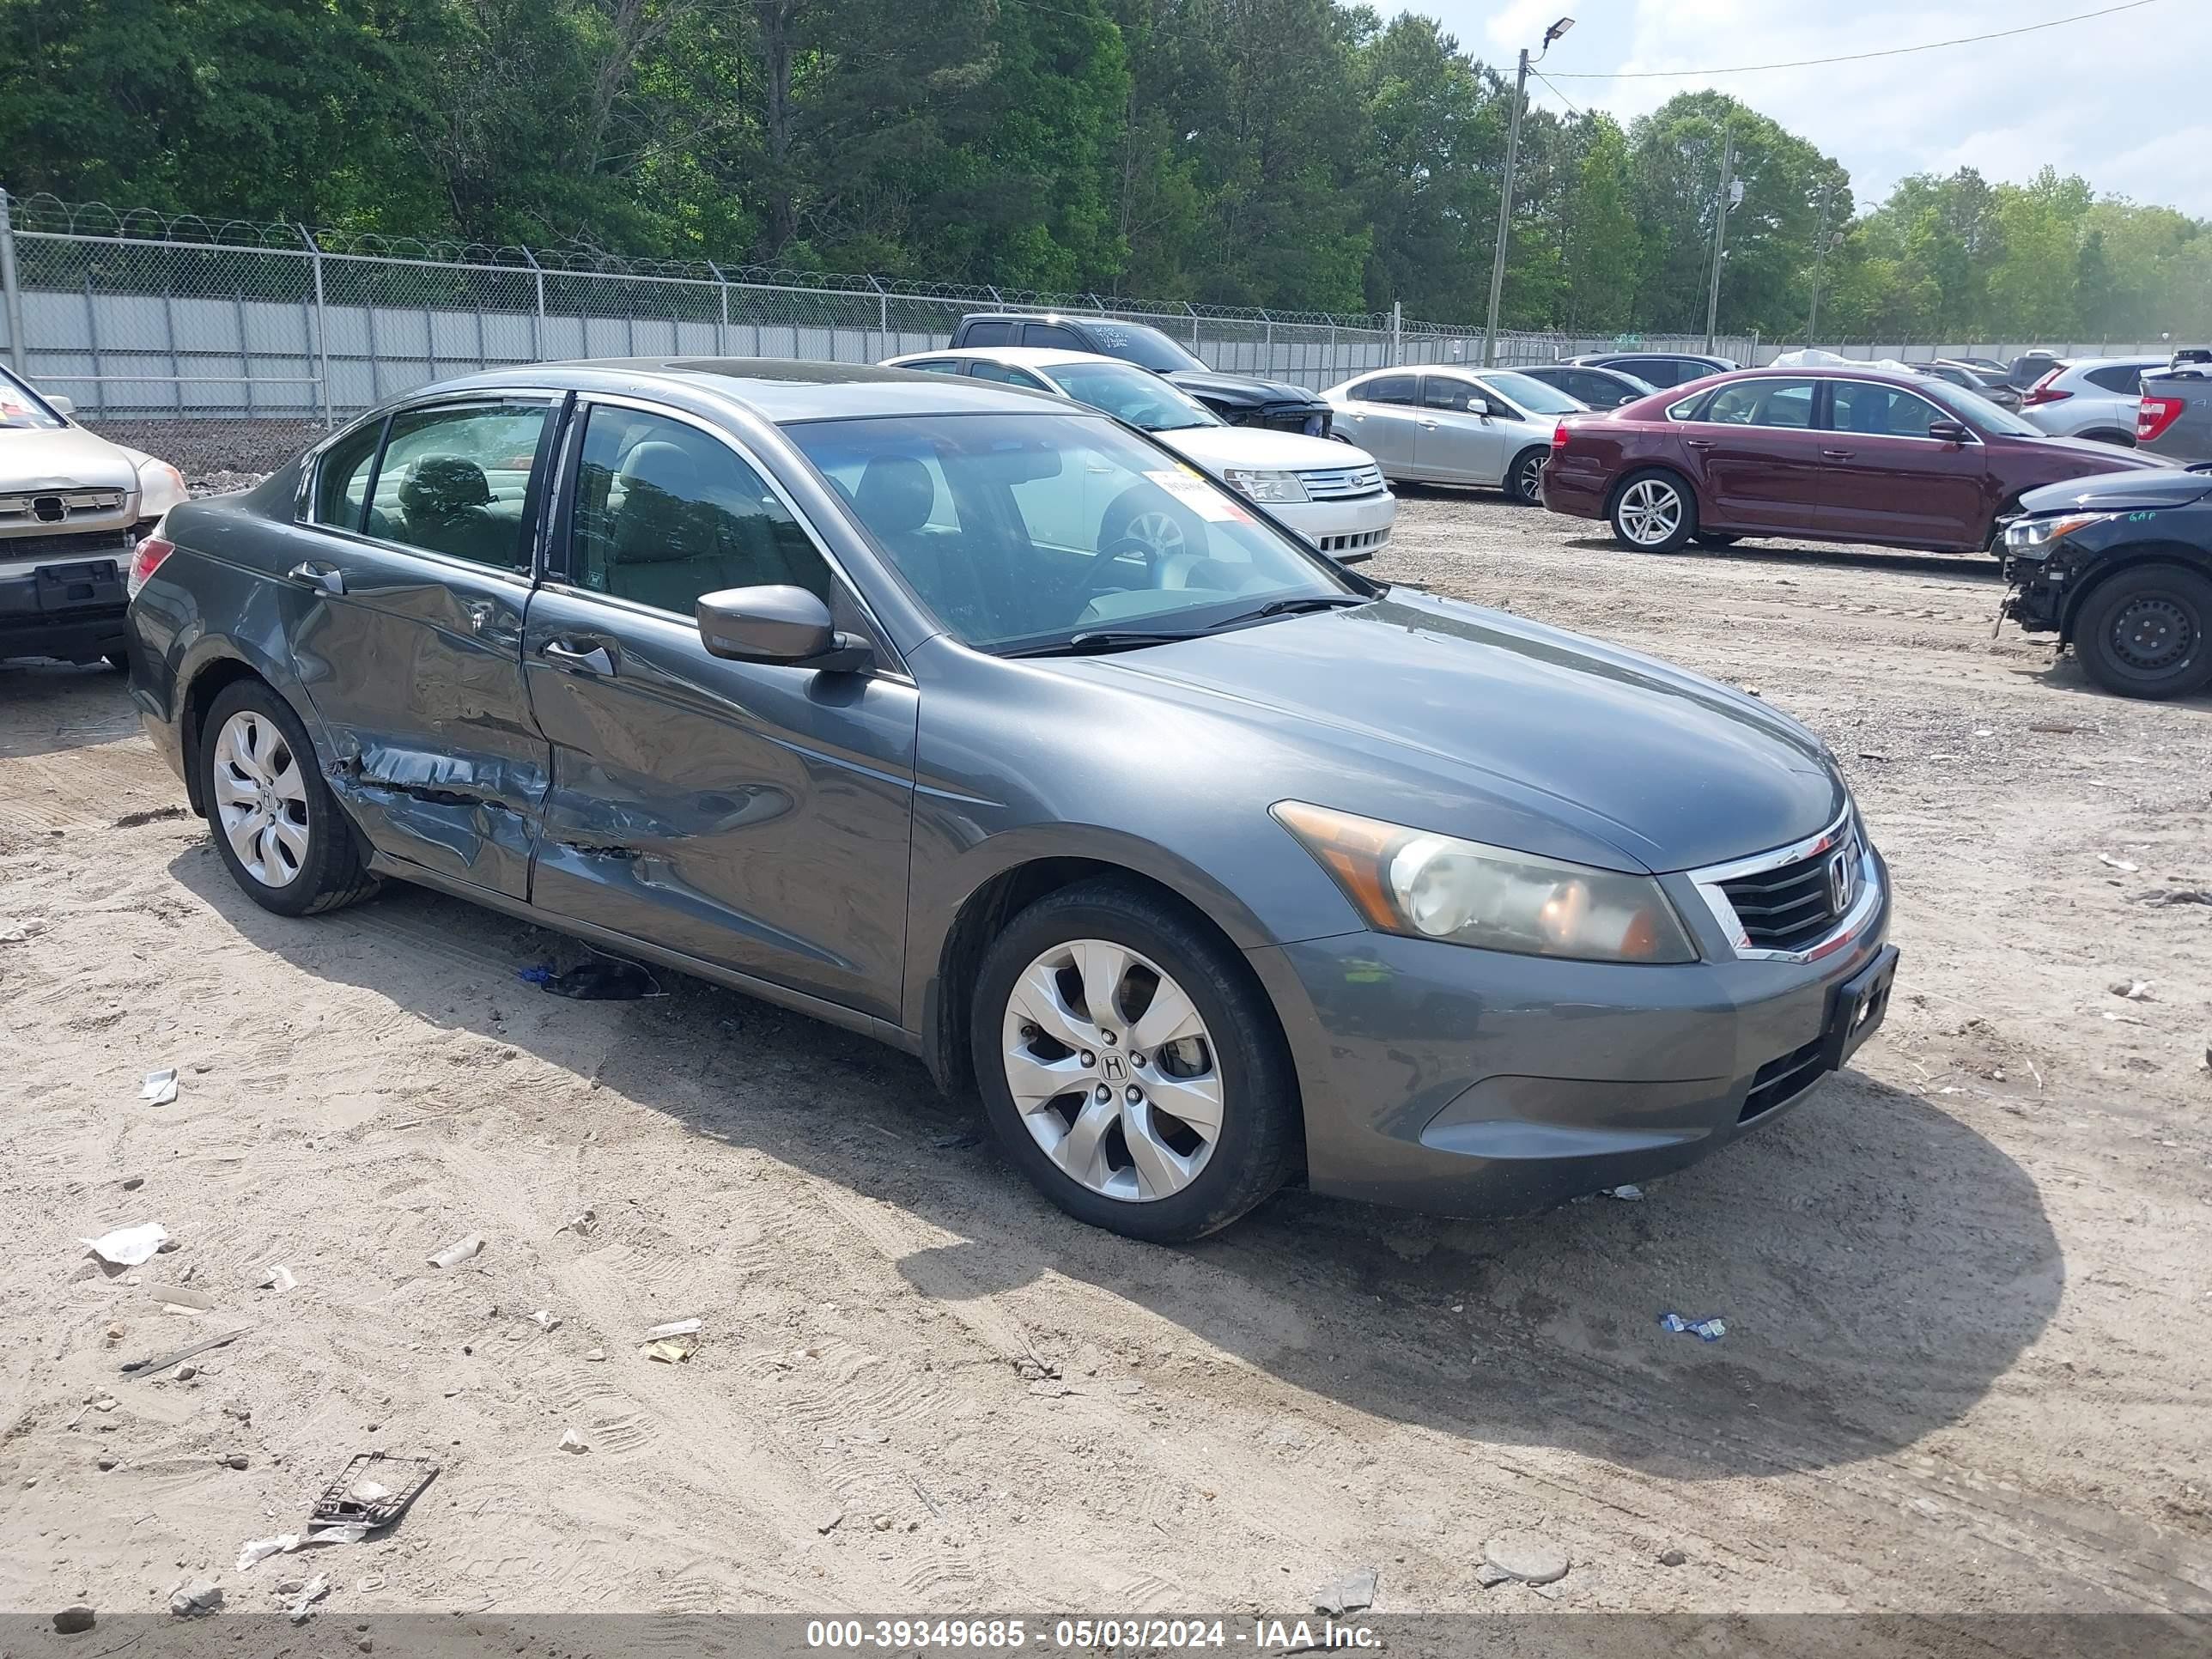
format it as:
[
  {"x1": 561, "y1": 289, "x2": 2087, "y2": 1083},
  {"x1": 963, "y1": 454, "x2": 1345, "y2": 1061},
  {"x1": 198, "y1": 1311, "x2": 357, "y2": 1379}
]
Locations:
[{"x1": 283, "y1": 395, "x2": 562, "y2": 897}]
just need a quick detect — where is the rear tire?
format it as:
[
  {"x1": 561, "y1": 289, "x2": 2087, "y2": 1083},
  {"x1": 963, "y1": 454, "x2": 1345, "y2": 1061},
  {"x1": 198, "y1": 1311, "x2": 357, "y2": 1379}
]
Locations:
[
  {"x1": 970, "y1": 878, "x2": 1300, "y2": 1243},
  {"x1": 1608, "y1": 469, "x2": 1697, "y2": 553},
  {"x1": 199, "y1": 678, "x2": 379, "y2": 916},
  {"x1": 2073, "y1": 564, "x2": 2212, "y2": 701},
  {"x1": 1505, "y1": 447, "x2": 1547, "y2": 506}
]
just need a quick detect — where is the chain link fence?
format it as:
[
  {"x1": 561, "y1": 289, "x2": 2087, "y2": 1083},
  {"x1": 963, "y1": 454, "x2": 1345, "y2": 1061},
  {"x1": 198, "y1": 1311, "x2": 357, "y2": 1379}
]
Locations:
[{"x1": 0, "y1": 191, "x2": 1784, "y2": 442}]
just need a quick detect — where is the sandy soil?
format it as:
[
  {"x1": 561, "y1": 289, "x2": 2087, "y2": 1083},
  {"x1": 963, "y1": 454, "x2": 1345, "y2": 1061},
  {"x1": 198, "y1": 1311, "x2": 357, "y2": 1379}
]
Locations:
[{"x1": 1, "y1": 495, "x2": 2209, "y2": 1632}]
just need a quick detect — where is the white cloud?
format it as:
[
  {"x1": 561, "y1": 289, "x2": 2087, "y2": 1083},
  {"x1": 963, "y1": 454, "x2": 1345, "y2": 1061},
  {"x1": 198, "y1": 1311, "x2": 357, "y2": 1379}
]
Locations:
[{"x1": 1400, "y1": 0, "x2": 2212, "y2": 215}]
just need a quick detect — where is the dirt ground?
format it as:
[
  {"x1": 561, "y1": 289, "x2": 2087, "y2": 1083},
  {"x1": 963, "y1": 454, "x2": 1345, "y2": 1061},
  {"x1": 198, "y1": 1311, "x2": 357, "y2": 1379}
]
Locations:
[{"x1": 2, "y1": 493, "x2": 2209, "y2": 1633}]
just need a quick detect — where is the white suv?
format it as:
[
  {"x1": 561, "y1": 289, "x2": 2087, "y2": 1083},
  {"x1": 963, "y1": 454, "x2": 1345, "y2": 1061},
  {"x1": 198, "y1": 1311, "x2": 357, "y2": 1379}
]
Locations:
[{"x1": 2018, "y1": 356, "x2": 2169, "y2": 447}]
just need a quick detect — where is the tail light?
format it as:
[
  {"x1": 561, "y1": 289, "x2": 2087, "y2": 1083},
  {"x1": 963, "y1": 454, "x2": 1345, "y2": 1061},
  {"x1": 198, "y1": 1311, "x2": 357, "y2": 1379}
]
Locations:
[
  {"x1": 2138, "y1": 395, "x2": 2185, "y2": 443},
  {"x1": 2021, "y1": 370, "x2": 2070, "y2": 408},
  {"x1": 125, "y1": 534, "x2": 176, "y2": 600},
  {"x1": 1552, "y1": 421, "x2": 1571, "y2": 450}
]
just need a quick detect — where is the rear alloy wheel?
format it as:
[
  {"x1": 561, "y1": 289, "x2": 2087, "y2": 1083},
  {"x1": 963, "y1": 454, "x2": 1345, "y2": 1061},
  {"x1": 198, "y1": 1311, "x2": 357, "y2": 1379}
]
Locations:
[
  {"x1": 1609, "y1": 471, "x2": 1697, "y2": 552},
  {"x1": 199, "y1": 679, "x2": 378, "y2": 916},
  {"x1": 1506, "y1": 447, "x2": 1547, "y2": 506},
  {"x1": 2074, "y1": 564, "x2": 2212, "y2": 701},
  {"x1": 971, "y1": 879, "x2": 1300, "y2": 1242}
]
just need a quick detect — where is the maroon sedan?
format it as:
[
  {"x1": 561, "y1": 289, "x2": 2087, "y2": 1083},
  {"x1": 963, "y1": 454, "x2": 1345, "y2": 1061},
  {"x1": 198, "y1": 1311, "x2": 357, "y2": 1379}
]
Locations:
[{"x1": 1540, "y1": 367, "x2": 2167, "y2": 555}]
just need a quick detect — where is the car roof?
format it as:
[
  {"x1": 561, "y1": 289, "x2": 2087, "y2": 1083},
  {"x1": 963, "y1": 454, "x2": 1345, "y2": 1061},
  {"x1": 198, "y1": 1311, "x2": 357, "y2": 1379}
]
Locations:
[
  {"x1": 2064, "y1": 355, "x2": 2170, "y2": 369},
  {"x1": 890, "y1": 345, "x2": 1124, "y2": 374},
  {"x1": 403, "y1": 356, "x2": 1066, "y2": 422}
]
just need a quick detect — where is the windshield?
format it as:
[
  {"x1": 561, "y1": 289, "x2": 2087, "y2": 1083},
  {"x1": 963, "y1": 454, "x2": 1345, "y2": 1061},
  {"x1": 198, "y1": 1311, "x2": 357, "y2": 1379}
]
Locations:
[
  {"x1": 1477, "y1": 371, "x2": 1583, "y2": 416},
  {"x1": 0, "y1": 367, "x2": 67, "y2": 430},
  {"x1": 789, "y1": 411, "x2": 1355, "y2": 653},
  {"x1": 1048, "y1": 359, "x2": 1221, "y2": 431},
  {"x1": 1918, "y1": 375, "x2": 2041, "y2": 436},
  {"x1": 1084, "y1": 322, "x2": 1206, "y2": 374}
]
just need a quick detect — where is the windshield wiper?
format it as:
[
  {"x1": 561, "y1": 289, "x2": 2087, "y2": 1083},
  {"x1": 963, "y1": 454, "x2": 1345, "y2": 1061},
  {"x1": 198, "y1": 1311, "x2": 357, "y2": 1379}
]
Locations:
[
  {"x1": 1207, "y1": 593, "x2": 1370, "y2": 629},
  {"x1": 1000, "y1": 628, "x2": 1207, "y2": 659}
]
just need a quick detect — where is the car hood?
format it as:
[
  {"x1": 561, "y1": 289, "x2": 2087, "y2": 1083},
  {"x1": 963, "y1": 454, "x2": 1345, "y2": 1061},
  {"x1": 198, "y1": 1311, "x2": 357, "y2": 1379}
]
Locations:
[
  {"x1": 1066, "y1": 591, "x2": 1843, "y2": 874},
  {"x1": 1164, "y1": 369, "x2": 1326, "y2": 410},
  {"x1": 2020, "y1": 465, "x2": 2212, "y2": 514},
  {"x1": 1, "y1": 427, "x2": 139, "y2": 492},
  {"x1": 1156, "y1": 427, "x2": 1378, "y2": 472},
  {"x1": 2011, "y1": 432, "x2": 2173, "y2": 470}
]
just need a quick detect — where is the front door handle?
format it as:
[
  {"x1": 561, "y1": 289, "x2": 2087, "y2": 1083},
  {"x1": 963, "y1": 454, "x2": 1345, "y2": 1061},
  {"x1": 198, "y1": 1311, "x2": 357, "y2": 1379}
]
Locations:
[
  {"x1": 1821, "y1": 448, "x2": 1855, "y2": 460},
  {"x1": 1419, "y1": 418, "x2": 1440, "y2": 429},
  {"x1": 1685, "y1": 438, "x2": 1715, "y2": 449},
  {"x1": 541, "y1": 638, "x2": 616, "y2": 677},
  {"x1": 287, "y1": 562, "x2": 343, "y2": 596}
]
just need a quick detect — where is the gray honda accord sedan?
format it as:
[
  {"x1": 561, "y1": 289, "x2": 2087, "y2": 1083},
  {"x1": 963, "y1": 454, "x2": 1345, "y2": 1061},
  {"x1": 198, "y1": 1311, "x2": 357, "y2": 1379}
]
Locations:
[{"x1": 123, "y1": 359, "x2": 1896, "y2": 1242}]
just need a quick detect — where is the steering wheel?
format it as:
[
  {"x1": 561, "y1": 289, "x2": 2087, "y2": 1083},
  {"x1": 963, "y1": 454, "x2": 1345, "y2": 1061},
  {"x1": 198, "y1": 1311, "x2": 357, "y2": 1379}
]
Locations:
[{"x1": 1069, "y1": 535, "x2": 1162, "y2": 604}]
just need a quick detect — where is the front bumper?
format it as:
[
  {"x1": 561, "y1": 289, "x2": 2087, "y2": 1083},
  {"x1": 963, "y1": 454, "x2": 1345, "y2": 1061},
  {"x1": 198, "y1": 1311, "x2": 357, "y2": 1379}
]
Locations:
[
  {"x1": 1268, "y1": 490, "x2": 1395, "y2": 561},
  {"x1": 1246, "y1": 848, "x2": 1894, "y2": 1216},
  {"x1": 0, "y1": 544, "x2": 131, "y2": 663}
]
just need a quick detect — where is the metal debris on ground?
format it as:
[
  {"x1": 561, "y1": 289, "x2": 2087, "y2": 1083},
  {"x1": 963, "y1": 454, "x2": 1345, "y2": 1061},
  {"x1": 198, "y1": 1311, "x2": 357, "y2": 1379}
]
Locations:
[
  {"x1": 124, "y1": 1326, "x2": 250, "y2": 1377},
  {"x1": 286, "y1": 1574, "x2": 330, "y2": 1625},
  {"x1": 140, "y1": 1067, "x2": 179, "y2": 1105},
  {"x1": 2097, "y1": 854, "x2": 2141, "y2": 872},
  {"x1": 1482, "y1": 1532, "x2": 1571, "y2": 1586},
  {"x1": 518, "y1": 957, "x2": 665, "y2": 1000},
  {"x1": 258, "y1": 1264, "x2": 298, "y2": 1291},
  {"x1": 1659, "y1": 1312, "x2": 1727, "y2": 1341},
  {"x1": 1312, "y1": 1566, "x2": 1376, "y2": 1615},
  {"x1": 82, "y1": 1222, "x2": 169, "y2": 1267},
  {"x1": 168, "y1": 1578, "x2": 223, "y2": 1616},
  {"x1": 1601, "y1": 1184, "x2": 1644, "y2": 1200},
  {"x1": 310, "y1": 1453, "x2": 439, "y2": 1532},
  {"x1": 427, "y1": 1234, "x2": 483, "y2": 1268}
]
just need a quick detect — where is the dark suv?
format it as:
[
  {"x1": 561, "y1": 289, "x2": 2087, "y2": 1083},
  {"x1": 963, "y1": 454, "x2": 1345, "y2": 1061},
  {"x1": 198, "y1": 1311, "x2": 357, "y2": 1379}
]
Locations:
[{"x1": 950, "y1": 313, "x2": 1332, "y2": 437}]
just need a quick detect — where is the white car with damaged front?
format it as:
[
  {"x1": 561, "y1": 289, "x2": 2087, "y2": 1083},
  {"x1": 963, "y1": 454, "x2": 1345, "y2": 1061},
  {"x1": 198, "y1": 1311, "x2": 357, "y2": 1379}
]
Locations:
[{"x1": 883, "y1": 346, "x2": 1395, "y2": 563}]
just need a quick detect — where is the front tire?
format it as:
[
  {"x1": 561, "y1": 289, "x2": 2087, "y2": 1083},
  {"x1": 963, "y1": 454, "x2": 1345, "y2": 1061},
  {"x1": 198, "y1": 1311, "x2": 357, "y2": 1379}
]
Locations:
[
  {"x1": 200, "y1": 679, "x2": 378, "y2": 916},
  {"x1": 970, "y1": 878, "x2": 1300, "y2": 1243},
  {"x1": 2073, "y1": 564, "x2": 2212, "y2": 701},
  {"x1": 1609, "y1": 470, "x2": 1697, "y2": 552},
  {"x1": 1506, "y1": 447, "x2": 1547, "y2": 506}
]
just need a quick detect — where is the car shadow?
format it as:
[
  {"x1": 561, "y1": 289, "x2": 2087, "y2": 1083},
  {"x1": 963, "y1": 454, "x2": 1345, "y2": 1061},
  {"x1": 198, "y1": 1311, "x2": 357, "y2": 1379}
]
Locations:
[
  {"x1": 170, "y1": 848, "x2": 2063, "y2": 1482},
  {"x1": 2024, "y1": 650, "x2": 2212, "y2": 708},
  {"x1": 0, "y1": 659, "x2": 140, "y2": 757},
  {"x1": 1560, "y1": 534, "x2": 2006, "y2": 580}
]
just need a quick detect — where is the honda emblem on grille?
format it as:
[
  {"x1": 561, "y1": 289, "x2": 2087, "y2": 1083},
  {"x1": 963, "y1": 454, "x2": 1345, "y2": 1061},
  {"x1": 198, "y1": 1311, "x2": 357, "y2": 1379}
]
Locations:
[{"x1": 1827, "y1": 850, "x2": 1854, "y2": 915}]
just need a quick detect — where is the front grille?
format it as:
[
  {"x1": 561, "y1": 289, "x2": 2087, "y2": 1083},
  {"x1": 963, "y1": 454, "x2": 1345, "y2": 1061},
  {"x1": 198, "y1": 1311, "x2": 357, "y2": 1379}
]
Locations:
[
  {"x1": 1297, "y1": 463, "x2": 1387, "y2": 501},
  {"x1": 1, "y1": 528, "x2": 136, "y2": 563},
  {"x1": 1718, "y1": 836, "x2": 1856, "y2": 953},
  {"x1": 1316, "y1": 527, "x2": 1389, "y2": 554},
  {"x1": 0, "y1": 487, "x2": 127, "y2": 526},
  {"x1": 1739, "y1": 1037, "x2": 1826, "y2": 1121}
]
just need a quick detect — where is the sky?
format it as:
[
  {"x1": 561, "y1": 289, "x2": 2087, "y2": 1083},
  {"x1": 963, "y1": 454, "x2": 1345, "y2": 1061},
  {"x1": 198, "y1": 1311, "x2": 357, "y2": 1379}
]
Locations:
[{"x1": 1396, "y1": 0, "x2": 2212, "y2": 217}]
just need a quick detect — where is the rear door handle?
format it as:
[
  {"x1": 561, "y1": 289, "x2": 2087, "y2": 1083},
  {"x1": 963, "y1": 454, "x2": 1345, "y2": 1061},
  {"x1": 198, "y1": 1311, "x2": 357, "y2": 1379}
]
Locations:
[
  {"x1": 1685, "y1": 438, "x2": 1715, "y2": 449},
  {"x1": 287, "y1": 562, "x2": 343, "y2": 596},
  {"x1": 1419, "y1": 419, "x2": 1440, "y2": 429},
  {"x1": 1821, "y1": 448, "x2": 1855, "y2": 459},
  {"x1": 541, "y1": 638, "x2": 616, "y2": 677}
]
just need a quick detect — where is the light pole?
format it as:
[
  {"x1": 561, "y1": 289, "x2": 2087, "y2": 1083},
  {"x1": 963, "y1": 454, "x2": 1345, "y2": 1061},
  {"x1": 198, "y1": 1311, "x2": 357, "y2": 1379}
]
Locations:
[
  {"x1": 1482, "y1": 15, "x2": 1573, "y2": 368},
  {"x1": 1703, "y1": 125, "x2": 1740, "y2": 354}
]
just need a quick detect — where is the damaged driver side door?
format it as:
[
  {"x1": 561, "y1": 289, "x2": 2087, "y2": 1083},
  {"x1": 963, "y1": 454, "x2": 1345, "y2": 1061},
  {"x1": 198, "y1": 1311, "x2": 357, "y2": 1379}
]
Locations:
[{"x1": 284, "y1": 394, "x2": 562, "y2": 897}]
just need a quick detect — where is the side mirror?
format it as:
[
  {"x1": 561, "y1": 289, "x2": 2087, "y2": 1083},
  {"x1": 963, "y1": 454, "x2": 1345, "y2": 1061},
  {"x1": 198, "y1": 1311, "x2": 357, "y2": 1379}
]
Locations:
[
  {"x1": 45, "y1": 393, "x2": 74, "y2": 416},
  {"x1": 1462, "y1": 398, "x2": 1493, "y2": 418},
  {"x1": 696, "y1": 585, "x2": 872, "y2": 672},
  {"x1": 1927, "y1": 418, "x2": 1972, "y2": 445}
]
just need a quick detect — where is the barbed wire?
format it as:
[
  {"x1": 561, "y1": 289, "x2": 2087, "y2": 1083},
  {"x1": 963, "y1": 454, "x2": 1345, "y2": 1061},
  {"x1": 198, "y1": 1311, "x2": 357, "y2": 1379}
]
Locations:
[{"x1": 3, "y1": 189, "x2": 1510, "y2": 337}]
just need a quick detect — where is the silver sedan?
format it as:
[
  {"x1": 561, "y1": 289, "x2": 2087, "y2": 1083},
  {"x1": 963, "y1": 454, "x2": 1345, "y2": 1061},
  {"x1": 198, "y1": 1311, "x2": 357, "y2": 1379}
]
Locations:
[{"x1": 1321, "y1": 368, "x2": 1587, "y2": 503}]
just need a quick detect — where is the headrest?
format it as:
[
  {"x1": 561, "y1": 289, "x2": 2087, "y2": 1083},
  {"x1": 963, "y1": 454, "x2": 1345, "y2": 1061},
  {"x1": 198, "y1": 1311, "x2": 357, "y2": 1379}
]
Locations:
[
  {"x1": 854, "y1": 454, "x2": 936, "y2": 537},
  {"x1": 399, "y1": 456, "x2": 490, "y2": 519}
]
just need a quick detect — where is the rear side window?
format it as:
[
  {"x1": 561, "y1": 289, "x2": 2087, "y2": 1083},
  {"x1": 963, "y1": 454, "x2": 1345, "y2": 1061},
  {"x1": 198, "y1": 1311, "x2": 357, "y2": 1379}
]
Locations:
[
  {"x1": 960, "y1": 320, "x2": 1015, "y2": 346},
  {"x1": 1352, "y1": 374, "x2": 1417, "y2": 405},
  {"x1": 1609, "y1": 358, "x2": 1680, "y2": 386},
  {"x1": 1022, "y1": 323, "x2": 1086, "y2": 350},
  {"x1": 570, "y1": 406, "x2": 833, "y2": 615},
  {"x1": 313, "y1": 420, "x2": 384, "y2": 531},
  {"x1": 2085, "y1": 365, "x2": 2144, "y2": 395},
  {"x1": 1704, "y1": 379, "x2": 1816, "y2": 429},
  {"x1": 368, "y1": 403, "x2": 551, "y2": 568}
]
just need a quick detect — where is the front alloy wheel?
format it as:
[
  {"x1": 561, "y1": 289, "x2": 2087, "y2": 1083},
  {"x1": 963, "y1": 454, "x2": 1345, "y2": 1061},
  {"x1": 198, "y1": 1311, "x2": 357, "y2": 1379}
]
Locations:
[{"x1": 1001, "y1": 939, "x2": 1224, "y2": 1203}]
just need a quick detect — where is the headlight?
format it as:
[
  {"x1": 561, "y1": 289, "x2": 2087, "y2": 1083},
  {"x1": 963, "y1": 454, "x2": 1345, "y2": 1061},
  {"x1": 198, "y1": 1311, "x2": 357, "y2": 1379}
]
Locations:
[
  {"x1": 1220, "y1": 468, "x2": 1309, "y2": 504},
  {"x1": 1272, "y1": 800, "x2": 1698, "y2": 964},
  {"x1": 2004, "y1": 511, "x2": 2113, "y2": 550}
]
